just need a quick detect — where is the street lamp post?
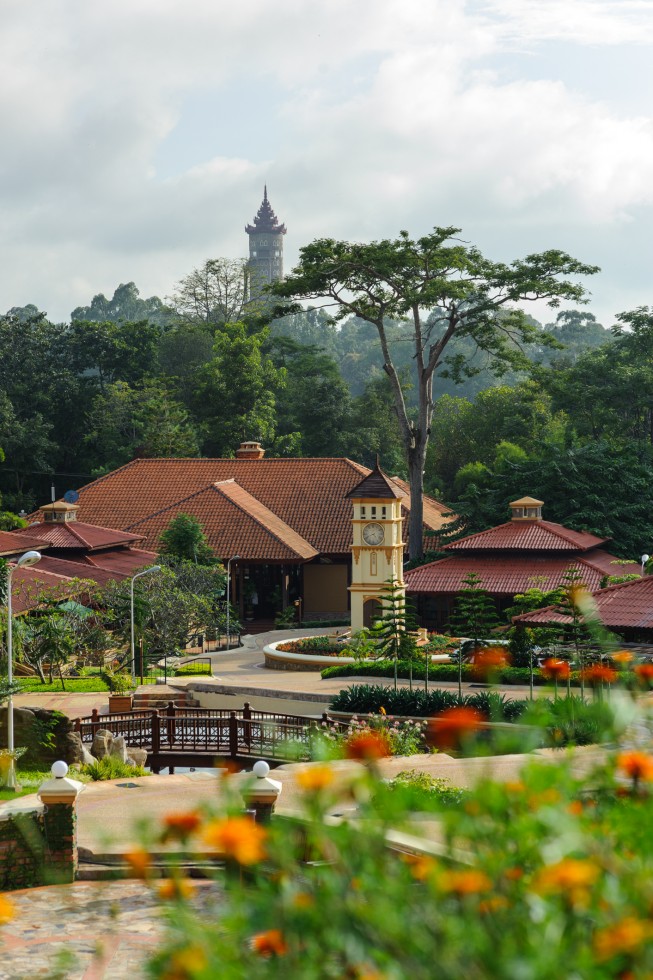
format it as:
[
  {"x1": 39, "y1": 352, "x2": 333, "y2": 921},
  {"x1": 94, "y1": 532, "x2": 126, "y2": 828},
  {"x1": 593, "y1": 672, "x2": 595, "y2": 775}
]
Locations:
[
  {"x1": 4, "y1": 550, "x2": 41, "y2": 790},
  {"x1": 226, "y1": 556, "x2": 240, "y2": 651},
  {"x1": 130, "y1": 566, "x2": 161, "y2": 683}
]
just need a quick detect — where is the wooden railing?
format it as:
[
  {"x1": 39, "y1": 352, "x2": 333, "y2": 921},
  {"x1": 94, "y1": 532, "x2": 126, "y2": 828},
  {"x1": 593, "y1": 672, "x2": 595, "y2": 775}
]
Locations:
[{"x1": 73, "y1": 702, "x2": 346, "y2": 768}]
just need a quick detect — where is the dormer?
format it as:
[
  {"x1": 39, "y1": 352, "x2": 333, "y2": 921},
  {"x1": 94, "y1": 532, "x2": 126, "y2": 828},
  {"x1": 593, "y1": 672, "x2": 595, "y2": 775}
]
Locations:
[
  {"x1": 39, "y1": 500, "x2": 79, "y2": 524},
  {"x1": 509, "y1": 496, "x2": 544, "y2": 521}
]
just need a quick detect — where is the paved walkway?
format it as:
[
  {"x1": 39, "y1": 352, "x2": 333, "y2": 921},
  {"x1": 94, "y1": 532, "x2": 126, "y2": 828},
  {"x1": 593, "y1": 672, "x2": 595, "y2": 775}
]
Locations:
[{"x1": 0, "y1": 879, "x2": 221, "y2": 979}]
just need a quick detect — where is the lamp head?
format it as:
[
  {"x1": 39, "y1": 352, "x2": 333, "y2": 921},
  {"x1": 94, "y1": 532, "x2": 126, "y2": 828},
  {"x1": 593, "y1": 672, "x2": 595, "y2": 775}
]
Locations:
[
  {"x1": 16, "y1": 550, "x2": 41, "y2": 568},
  {"x1": 642, "y1": 554, "x2": 650, "y2": 565}
]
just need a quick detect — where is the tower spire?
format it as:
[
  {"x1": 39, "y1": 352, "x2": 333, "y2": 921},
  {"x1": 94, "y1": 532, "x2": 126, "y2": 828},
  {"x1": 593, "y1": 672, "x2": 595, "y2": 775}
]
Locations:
[{"x1": 245, "y1": 187, "x2": 286, "y2": 302}]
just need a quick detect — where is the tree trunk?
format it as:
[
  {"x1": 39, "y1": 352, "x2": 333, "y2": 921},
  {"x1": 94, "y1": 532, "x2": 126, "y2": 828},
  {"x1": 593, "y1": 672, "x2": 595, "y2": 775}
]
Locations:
[{"x1": 407, "y1": 447, "x2": 427, "y2": 562}]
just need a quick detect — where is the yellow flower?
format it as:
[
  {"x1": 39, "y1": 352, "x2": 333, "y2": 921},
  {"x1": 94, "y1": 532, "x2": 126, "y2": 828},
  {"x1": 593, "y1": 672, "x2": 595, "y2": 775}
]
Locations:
[
  {"x1": 124, "y1": 847, "x2": 152, "y2": 879},
  {"x1": 202, "y1": 816, "x2": 267, "y2": 865},
  {"x1": 594, "y1": 917, "x2": 652, "y2": 962},
  {"x1": 439, "y1": 869, "x2": 492, "y2": 895},
  {"x1": 0, "y1": 894, "x2": 15, "y2": 924},
  {"x1": 296, "y1": 765, "x2": 335, "y2": 793},
  {"x1": 162, "y1": 944, "x2": 208, "y2": 979},
  {"x1": 157, "y1": 878, "x2": 195, "y2": 901}
]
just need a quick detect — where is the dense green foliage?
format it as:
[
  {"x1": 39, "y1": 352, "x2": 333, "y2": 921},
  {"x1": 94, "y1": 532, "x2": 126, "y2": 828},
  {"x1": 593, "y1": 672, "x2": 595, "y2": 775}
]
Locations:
[
  {"x1": 329, "y1": 684, "x2": 527, "y2": 721},
  {"x1": 0, "y1": 253, "x2": 650, "y2": 562}
]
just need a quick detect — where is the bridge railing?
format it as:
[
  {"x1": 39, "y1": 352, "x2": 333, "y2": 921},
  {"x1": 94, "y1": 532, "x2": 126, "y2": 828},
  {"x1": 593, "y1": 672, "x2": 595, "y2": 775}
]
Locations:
[{"x1": 73, "y1": 703, "x2": 344, "y2": 761}]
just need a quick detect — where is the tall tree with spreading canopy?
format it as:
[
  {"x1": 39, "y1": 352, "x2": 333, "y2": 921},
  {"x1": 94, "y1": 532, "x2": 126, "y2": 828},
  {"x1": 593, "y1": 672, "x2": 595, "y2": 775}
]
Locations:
[{"x1": 274, "y1": 228, "x2": 598, "y2": 559}]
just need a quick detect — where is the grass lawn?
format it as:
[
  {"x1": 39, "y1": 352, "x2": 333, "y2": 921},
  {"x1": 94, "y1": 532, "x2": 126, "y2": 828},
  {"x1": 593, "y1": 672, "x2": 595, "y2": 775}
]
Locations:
[
  {"x1": 0, "y1": 768, "x2": 51, "y2": 801},
  {"x1": 16, "y1": 677, "x2": 110, "y2": 694}
]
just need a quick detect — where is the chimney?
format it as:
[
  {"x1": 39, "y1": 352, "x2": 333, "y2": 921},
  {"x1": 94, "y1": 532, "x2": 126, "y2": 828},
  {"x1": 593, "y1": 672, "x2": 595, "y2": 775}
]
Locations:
[
  {"x1": 236, "y1": 441, "x2": 265, "y2": 460},
  {"x1": 40, "y1": 500, "x2": 79, "y2": 524}
]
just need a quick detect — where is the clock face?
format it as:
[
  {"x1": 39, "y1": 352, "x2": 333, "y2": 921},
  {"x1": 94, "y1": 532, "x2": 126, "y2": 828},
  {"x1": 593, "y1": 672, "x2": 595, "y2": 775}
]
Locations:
[{"x1": 362, "y1": 522, "x2": 384, "y2": 546}]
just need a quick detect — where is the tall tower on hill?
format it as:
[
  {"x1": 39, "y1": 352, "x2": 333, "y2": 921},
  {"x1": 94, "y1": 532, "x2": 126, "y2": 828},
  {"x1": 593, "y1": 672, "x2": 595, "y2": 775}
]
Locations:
[{"x1": 245, "y1": 186, "x2": 286, "y2": 302}]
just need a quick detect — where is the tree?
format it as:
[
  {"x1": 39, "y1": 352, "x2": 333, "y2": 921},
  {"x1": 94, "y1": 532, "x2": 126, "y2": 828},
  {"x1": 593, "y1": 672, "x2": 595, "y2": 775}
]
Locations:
[
  {"x1": 192, "y1": 322, "x2": 284, "y2": 456},
  {"x1": 275, "y1": 228, "x2": 598, "y2": 559},
  {"x1": 170, "y1": 259, "x2": 252, "y2": 330},
  {"x1": 70, "y1": 282, "x2": 173, "y2": 328},
  {"x1": 448, "y1": 573, "x2": 501, "y2": 697},
  {"x1": 159, "y1": 514, "x2": 216, "y2": 565},
  {"x1": 372, "y1": 579, "x2": 418, "y2": 691}
]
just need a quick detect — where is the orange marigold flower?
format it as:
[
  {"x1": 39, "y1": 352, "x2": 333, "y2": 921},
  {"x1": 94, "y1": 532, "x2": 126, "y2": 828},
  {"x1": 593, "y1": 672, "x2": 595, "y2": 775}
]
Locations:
[
  {"x1": 124, "y1": 847, "x2": 152, "y2": 879},
  {"x1": 202, "y1": 816, "x2": 267, "y2": 865},
  {"x1": 611, "y1": 650, "x2": 633, "y2": 667},
  {"x1": 541, "y1": 658, "x2": 571, "y2": 681},
  {"x1": 429, "y1": 707, "x2": 483, "y2": 750},
  {"x1": 582, "y1": 664, "x2": 617, "y2": 685},
  {"x1": 472, "y1": 646, "x2": 509, "y2": 680},
  {"x1": 402, "y1": 853, "x2": 437, "y2": 881},
  {"x1": 157, "y1": 878, "x2": 195, "y2": 901},
  {"x1": 251, "y1": 929, "x2": 288, "y2": 957},
  {"x1": 617, "y1": 751, "x2": 653, "y2": 783},
  {"x1": 296, "y1": 765, "x2": 335, "y2": 793},
  {"x1": 594, "y1": 917, "x2": 652, "y2": 962},
  {"x1": 292, "y1": 892, "x2": 315, "y2": 910},
  {"x1": 634, "y1": 662, "x2": 653, "y2": 684},
  {"x1": 532, "y1": 858, "x2": 599, "y2": 906},
  {"x1": 163, "y1": 944, "x2": 208, "y2": 979},
  {"x1": 504, "y1": 867, "x2": 523, "y2": 882},
  {"x1": 479, "y1": 895, "x2": 509, "y2": 914},
  {"x1": 345, "y1": 730, "x2": 391, "y2": 761},
  {"x1": 0, "y1": 894, "x2": 15, "y2": 924},
  {"x1": 162, "y1": 811, "x2": 202, "y2": 841},
  {"x1": 439, "y1": 869, "x2": 492, "y2": 895},
  {"x1": 568, "y1": 800, "x2": 584, "y2": 817}
]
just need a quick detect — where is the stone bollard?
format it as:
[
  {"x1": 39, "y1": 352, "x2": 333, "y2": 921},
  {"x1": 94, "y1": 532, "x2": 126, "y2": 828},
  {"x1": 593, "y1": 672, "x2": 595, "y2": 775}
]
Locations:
[
  {"x1": 234, "y1": 760, "x2": 282, "y2": 824},
  {"x1": 37, "y1": 761, "x2": 84, "y2": 884}
]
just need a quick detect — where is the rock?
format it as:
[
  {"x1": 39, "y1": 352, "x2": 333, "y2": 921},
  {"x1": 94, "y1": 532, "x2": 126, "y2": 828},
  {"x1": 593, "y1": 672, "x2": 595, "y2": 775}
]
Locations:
[
  {"x1": 63, "y1": 731, "x2": 96, "y2": 766},
  {"x1": 91, "y1": 729, "x2": 114, "y2": 759},
  {"x1": 125, "y1": 746, "x2": 148, "y2": 768},
  {"x1": 109, "y1": 735, "x2": 129, "y2": 764}
]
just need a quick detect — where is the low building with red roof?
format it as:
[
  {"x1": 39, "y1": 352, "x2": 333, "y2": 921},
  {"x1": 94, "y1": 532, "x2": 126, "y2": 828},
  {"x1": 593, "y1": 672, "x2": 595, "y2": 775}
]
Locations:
[
  {"x1": 46, "y1": 441, "x2": 452, "y2": 623},
  {"x1": 513, "y1": 574, "x2": 653, "y2": 642},
  {"x1": 405, "y1": 496, "x2": 640, "y2": 630},
  {"x1": 8, "y1": 499, "x2": 158, "y2": 613}
]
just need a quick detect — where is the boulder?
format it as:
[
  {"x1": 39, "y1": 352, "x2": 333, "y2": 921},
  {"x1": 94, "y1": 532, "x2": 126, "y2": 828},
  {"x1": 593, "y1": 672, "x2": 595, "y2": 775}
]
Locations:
[
  {"x1": 91, "y1": 729, "x2": 114, "y2": 759},
  {"x1": 126, "y1": 746, "x2": 148, "y2": 768},
  {"x1": 109, "y1": 735, "x2": 129, "y2": 764},
  {"x1": 63, "y1": 731, "x2": 96, "y2": 766}
]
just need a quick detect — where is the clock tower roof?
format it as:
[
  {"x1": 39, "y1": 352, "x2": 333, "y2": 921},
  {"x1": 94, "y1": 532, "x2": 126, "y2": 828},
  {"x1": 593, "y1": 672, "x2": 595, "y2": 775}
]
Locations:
[
  {"x1": 346, "y1": 460, "x2": 405, "y2": 500},
  {"x1": 245, "y1": 185, "x2": 287, "y2": 236}
]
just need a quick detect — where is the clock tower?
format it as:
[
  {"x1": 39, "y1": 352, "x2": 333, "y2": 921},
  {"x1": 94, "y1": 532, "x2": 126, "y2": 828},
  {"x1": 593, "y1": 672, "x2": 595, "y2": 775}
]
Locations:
[
  {"x1": 245, "y1": 186, "x2": 286, "y2": 303},
  {"x1": 347, "y1": 460, "x2": 406, "y2": 631}
]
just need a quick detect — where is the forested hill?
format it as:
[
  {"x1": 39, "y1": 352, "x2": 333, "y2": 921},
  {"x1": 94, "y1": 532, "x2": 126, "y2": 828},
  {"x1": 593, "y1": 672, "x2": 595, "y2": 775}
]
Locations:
[{"x1": 1, "y1": 277, "x2": 651, "y2": 559}]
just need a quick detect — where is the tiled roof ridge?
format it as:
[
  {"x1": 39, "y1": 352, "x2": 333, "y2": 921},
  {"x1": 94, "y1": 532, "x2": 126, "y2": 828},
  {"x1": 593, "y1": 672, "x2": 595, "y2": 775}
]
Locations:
[
  {"x1": 444, "y1": 519, "x2": 606, "y2": 551},
  {"x1": 124, "y1": 481, "x2": 227, "y2": 531},
  {"x1": 212, "y1": 482, "x2": 316, "y2": 558},
  {"x1": 541, "y1": 521, "x2": 609, "y2": 548}
]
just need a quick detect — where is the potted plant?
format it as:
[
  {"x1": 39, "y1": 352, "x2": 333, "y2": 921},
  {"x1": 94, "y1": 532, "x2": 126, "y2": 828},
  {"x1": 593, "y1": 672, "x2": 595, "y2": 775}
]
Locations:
[{"x1": 106, "y1": 670, "x2": 135, "y2": 712}]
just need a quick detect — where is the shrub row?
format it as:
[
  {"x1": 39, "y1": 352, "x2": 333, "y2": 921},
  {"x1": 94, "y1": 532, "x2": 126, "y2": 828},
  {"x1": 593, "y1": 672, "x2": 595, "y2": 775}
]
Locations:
[{"x1": 329, "y1": 684, "x2": 528, "y2": 721}]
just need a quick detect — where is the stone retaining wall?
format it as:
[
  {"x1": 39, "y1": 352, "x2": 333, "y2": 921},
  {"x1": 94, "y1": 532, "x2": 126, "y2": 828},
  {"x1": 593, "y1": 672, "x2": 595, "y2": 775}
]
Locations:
[{"x1": 0, "y1": 798, "x2": 78, "y2": 891}]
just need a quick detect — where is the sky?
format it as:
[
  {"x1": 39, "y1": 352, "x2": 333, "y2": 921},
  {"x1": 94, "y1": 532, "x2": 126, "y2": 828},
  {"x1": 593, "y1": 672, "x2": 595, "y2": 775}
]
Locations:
[{"x1": 1, "y1": 0, "x2": 653, "y2": 327}]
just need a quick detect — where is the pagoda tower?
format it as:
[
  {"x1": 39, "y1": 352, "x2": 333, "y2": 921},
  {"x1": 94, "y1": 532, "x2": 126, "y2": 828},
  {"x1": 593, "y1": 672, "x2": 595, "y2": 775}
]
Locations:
[{"x1": 245, "y1": 186, "x2": 286, "y2": 302}]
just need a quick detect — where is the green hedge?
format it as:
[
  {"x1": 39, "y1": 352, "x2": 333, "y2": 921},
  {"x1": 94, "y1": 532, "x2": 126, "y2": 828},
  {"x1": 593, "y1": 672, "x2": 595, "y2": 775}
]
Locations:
[
  {"x1": 329, "y1": 684, "x2": 528, "y2": 721},
  {"x1": 174, "y1": 662, "x2": 212, "y2": 676}
]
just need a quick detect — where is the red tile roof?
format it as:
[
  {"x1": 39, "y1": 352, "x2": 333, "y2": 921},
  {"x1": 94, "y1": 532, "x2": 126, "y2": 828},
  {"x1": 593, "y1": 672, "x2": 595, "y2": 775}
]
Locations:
[
  {"x1": 10, "y1": 565, "x2": 81, "y2": 614},
  {"x1": 444, "y1": 520, "x2": 608, "y2": 553},
  {"x1": 14, "y1": 520, "x2": 145, "y2": 551},
  {"x1": 405, "y1": 554, "x2": 640, "y2": 596},
  {"x1": 68, "y1": 457, "x2": 453, "y2": 558},
  {"x1": 81, "y1": 547, "x2": 159, "y2": 576},
  {"x1": 514, "y1": 575, "x2": 653, "y2": 630},
  {"x1": 27, "y1": 556, "x2": 122, "y2": 587},
  {"x1": 128, "y1": 481, "x2": 318, "y2": 562},
  {"x1": 0, "y1": 529, "x2": 50, "y2": 556}
]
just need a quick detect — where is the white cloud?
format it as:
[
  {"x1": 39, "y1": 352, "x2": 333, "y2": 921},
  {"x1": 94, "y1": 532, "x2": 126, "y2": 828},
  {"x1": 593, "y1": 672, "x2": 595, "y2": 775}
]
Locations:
[{"x1": 0, "y1": 0, "x2": 652, "y2": 323}]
